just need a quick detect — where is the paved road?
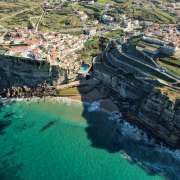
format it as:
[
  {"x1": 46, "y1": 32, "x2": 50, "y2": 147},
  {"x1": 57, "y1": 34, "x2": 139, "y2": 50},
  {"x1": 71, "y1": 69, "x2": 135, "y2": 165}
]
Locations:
[
  {"x1": 112, "y1": 42, "x2": 180, "y2": 82},
  {"x1": 104, "y1": 43, "x2": 179, "y2": 84},
  {"x1": 121, "y1": 51, "x2": 180, "y2": 82}
]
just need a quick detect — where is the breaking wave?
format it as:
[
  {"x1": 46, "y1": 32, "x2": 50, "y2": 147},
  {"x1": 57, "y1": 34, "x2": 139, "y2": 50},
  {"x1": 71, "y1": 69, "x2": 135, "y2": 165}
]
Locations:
[
  {"x1": 108, "y1": 112, "x2": 180, "y2": 179},
  {"x1": 1, "y1": 97, "x2": 180, "y2": 179},
  {"x1": 87, "y1": 101, "x2": 101, "y2": 112}
]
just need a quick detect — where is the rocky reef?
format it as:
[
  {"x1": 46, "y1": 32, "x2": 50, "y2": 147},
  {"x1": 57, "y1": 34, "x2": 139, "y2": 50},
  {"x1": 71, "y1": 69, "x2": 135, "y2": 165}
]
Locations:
[{"x1": 1, "y1": 85, "x2": 56, "y2": 98}]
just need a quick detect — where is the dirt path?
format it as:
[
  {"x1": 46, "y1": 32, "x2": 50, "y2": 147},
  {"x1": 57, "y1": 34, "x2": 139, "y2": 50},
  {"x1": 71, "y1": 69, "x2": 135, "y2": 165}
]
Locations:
[{"x1": 0, "y1": 8, "x2": 32, "y2": 22}]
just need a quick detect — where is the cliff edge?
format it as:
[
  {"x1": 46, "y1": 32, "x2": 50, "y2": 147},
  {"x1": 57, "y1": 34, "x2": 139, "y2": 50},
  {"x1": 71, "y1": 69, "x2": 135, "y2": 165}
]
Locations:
[{"x1": 138, "y1": 87, "x2": 180, "y2": 147}]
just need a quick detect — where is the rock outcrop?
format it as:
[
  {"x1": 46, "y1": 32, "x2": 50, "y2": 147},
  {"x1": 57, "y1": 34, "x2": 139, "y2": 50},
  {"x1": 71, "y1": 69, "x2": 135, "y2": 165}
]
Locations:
[
  {"x1": 138, "y1": 88, "x2": 180, "y2": 148},
  {"x1": 93, "y1": 52, "x2": 180, "y2": 148},
  {"x1": 0, "y1": 52, "x2": 180, "y2": 148},
  {"x1": 0, "y1": 55, "x2": 69, "y2": 91}
]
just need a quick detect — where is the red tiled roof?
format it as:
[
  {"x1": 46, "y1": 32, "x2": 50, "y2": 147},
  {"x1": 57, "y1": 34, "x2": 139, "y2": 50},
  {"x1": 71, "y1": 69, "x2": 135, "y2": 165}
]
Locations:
[{"x1": 10, "y1": 46, "x2": 29, "y2": 52}]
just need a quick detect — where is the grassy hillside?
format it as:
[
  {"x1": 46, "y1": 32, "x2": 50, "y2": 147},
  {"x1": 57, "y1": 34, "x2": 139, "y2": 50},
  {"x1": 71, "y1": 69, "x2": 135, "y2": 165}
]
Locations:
[
  {"x1": 114, "y1": 0, "x2": 176, "y2": 24},
  {"x1": 0, "y1": 0, "x2": 85, "y2": 31},
  {"x1": 0, "y1": 0, "x2": 177, "y2": 30},
  {"x1": 40, "y1": 13, "x2": 82, "y2": 32},
  {"x1": 0, "y1": 0, "x2": 43, "y2": 28},
  {"x1": 157, "y1": 56, "x2": 180, "y2": 77}
]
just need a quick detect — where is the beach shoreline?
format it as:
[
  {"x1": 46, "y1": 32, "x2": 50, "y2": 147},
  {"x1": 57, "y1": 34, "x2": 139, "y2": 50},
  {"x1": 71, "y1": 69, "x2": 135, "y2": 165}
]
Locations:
[{"x1": 0, "y1": 90, "x2": 119, "y2": 115}]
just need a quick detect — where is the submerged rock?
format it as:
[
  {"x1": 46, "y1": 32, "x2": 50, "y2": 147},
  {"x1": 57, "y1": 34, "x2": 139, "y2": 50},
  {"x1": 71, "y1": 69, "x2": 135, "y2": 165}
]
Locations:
[
  {"x1": 0, "y1": 120, "x2": 11, "y2": 135},
  {"x1": 40, "y1": 120, "x2": 58, "y2": 132},
  {"x1": 3, "y1": 112, "x2": 15, "y2": 118}
]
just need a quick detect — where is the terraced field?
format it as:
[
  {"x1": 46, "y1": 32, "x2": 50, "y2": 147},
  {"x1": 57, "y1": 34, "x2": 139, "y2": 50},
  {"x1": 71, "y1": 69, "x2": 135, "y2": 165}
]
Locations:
[
  {"x1": 157, "y1": 59, "x2": 180, "y2": 77},
  {"x1": 0, "y1": 0, "x2": 177, "y2": 31},
  {"x1": 0, "y1": 0, "x2": 84, "y2": 31},
  {"x1": 120, "y1": 3, "x2": 176, "y2": 24},
  {"x1": 0, "y1": 0, "x2": 43, "y2": 28}
]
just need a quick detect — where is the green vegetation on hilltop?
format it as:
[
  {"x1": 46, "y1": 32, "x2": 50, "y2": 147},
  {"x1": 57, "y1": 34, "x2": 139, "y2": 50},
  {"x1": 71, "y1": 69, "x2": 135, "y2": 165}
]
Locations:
[
  {"x1": 77, "y1": 36, "x2": 101, "y2": 64},
  {"x1": 40, "y1": 13, "x2": 82, "y2": 32},
  {"x1": 76, "y1": 30, "x2": 124, "y2": 64},
  {"x1": 114, "y1": 0, "x2": 176, "y2": 24},
  {"x1": 0, "y1": 0, "x2": 83, "y2": 31},
  {"x1": 96, "y1": 0, "x2": 114, "y2": 5},
  {"x1": 0, "y1": 0, "x2": 43, "y2": 28},
  {"x1": 0, "y1": 0, "x2": 176, "y2": 31},
  {"x1": 130, "y1": 7, "x2": 176, "y2": 24},
  {"x1": 104, "y1": 30, "x2": 124, "y2": 39},
  {"x1": 160, "y1": 57, "x2": 180, "y2": 65},
  {"x1": 157, "y1": 59, "x2": 180, "y2": 77},
  {"x1": 0, "y1": 7, "x2": 42, "y2": 28}
]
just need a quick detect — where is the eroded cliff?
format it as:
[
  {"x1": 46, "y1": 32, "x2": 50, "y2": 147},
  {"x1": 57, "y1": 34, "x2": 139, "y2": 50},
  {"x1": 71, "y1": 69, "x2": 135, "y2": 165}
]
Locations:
[
  {"x1": 0, "y1": 55, "x2": 67, "y2": 91},
  {"x1": 138, "y1": 88, "x2": 180, "y2": 147},
  {"x1": 93, "y1": 54, "x2": 180, "y2": 148}
]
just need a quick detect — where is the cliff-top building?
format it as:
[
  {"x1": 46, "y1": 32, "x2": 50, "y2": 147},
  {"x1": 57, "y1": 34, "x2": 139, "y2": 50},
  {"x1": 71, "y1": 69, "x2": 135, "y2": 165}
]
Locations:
[{"x1": 0, "y1": 28, "x2": 88, "y2": 73}]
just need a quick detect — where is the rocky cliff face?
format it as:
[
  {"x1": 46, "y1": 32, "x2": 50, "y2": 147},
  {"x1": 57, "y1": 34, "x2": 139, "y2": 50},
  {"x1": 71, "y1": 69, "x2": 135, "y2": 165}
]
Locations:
[
  {"x1": 93, "y1": 55, "x2": 180, "y2": 148},
  {"x1": 138, "y1": 88, "x2": 180, "y2": 148},
  {"x1": 93, "y1": 63, "x2": 154, "y2": 100},
  {"x1": 0, "y1": 55, "x2": 68, "y2": 91}
]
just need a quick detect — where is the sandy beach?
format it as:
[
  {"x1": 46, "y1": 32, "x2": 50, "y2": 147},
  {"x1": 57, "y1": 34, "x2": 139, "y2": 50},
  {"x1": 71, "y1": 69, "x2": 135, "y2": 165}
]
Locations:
[{"x1": 65, "y1": 88, "x2": 119, "y2": 113}]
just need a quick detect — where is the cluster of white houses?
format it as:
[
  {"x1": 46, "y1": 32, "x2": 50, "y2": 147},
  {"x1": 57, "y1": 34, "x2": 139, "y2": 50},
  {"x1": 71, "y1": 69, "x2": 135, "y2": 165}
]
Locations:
[
  {"x1": 139, "y1": 36, "x2": 180, "y2": 58},
  {"x1": 0, "y1": 28, "x2": 88, "y2": 74}
]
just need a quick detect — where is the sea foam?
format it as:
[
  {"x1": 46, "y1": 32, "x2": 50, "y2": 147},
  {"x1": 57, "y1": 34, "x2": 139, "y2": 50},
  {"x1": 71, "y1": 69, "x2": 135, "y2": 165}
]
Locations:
[{"x1": 108, "y1": 110, "x2": 180, "y2": 161}]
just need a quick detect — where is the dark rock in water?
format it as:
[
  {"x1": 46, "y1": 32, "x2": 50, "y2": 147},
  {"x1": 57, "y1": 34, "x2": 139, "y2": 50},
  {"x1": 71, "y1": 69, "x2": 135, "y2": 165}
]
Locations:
[
  {"x1": 0, "y1": 120, "x2": 11, "y2": 135},
  {"x1": 3, "y1": 112, "x2": 15, "y2": 118},
  {"x1": 40, "y1": 120, "x2": 58, "y2": 132}
]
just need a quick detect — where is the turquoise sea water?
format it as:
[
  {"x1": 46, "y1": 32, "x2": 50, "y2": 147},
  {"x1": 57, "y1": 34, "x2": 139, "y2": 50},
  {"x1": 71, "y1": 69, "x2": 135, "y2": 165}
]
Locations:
[{"x1": 0, "y1": 98, "x2": 179, "y2": 180}]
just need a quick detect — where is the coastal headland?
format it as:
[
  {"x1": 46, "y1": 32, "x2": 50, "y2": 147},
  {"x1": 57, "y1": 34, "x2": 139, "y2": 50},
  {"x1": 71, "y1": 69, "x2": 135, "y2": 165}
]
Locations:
[
  {"x1": 0, "y1": 0, "x2": 179, "y2": 149},
  {"x1": 0, "y1": 30, "x2": 180, "y2": 149},
  {"x1": 0, "y1": 49, "x2": 180, "y2": 149},
  {"x1": 0, "y1": 1, "x2": 180, "y2": 179}
]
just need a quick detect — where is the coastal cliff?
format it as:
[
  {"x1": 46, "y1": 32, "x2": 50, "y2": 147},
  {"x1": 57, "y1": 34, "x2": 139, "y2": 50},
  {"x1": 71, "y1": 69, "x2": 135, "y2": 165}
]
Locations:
[
  {"x1": 0, "y1": 53, "x2": 180, "y2": 148},
  {"x1": 0, "y1": 55, "x2": 68, "y2": 91},
  {"x1": 138, "y1": 88, "x2": 180, "y2": 147},
  {"x1": 93, "y1": 52, "x2": 180, "y2": 148}
]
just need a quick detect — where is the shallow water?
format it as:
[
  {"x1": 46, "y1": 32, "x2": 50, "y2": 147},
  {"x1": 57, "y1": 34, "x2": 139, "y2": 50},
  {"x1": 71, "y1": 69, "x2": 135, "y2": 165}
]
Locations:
[{"x1": 0, "y1": 98, "x2": 179, "y2": 180}]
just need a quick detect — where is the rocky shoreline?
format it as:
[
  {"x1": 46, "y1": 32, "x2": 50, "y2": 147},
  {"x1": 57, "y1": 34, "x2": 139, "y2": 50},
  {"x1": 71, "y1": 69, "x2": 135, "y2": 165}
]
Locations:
[
  {"x1": 0, "y1": 84, "x2": 56, "y2": 98},
  {"x1": 0, "y1": 53, "x2": 180, "y2": 149},
  {"x1": 1, "y1": 82, "x2": 180, "y2": 149}
]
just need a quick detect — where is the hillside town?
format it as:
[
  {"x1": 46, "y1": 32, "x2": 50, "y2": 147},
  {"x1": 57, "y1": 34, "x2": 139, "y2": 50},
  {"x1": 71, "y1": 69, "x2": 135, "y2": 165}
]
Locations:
[
  {"x1": 0, "y1": 1, "x2": 180, "y2": 179},
  {"x1": 0, "y1": 29, "x2": 88, "y2": 75},
  {"x1": 0, "y1": 0, "x2": 179, "y2": 76}
]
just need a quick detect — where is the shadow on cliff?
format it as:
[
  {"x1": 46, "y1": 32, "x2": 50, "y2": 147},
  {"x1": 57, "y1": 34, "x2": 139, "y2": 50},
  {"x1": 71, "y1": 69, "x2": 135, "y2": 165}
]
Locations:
[
  {"x1": 0, "y1": 55, "x2": 69, "y2": 93},
  {"x1": 77, "y1": 77, "x2": 180, "y2": 180}
]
